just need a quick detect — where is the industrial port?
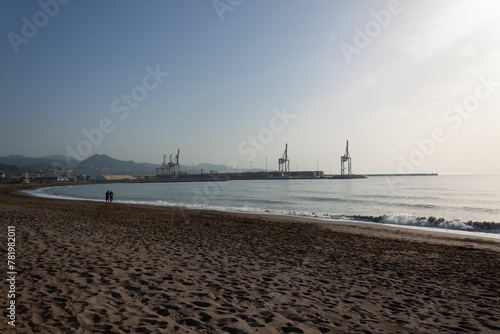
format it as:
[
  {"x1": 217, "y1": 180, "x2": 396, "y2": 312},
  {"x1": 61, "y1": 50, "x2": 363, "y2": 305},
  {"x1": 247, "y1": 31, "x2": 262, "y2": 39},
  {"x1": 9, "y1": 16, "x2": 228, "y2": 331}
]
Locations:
[
  {"x1": 2, "y1": 140, "x2": 437, "y2": 184},
  {"x1": 152, "y1": 141, "x2": 394, "y2": 182}
]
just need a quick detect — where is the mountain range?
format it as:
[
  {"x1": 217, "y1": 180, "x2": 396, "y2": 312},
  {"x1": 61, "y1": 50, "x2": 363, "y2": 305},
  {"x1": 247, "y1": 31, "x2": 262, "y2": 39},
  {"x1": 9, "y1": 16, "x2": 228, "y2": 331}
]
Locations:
[{"x1": 0, "y1": 154, "x2": 250, "y2": 176}]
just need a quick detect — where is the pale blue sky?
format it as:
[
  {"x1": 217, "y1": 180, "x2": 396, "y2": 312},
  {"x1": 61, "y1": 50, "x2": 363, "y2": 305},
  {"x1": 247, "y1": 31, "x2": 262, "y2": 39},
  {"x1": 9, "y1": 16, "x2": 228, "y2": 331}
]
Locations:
[{"x1": 1, "y1": 0, "x2": 499, "y2": 174}]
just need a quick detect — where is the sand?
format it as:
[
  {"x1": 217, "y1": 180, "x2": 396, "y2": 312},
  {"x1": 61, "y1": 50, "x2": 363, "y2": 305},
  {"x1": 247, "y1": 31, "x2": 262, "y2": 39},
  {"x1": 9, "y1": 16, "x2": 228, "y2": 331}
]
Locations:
[{"x1": 1, "y1": 183, "x2": 500, "y2": 333}]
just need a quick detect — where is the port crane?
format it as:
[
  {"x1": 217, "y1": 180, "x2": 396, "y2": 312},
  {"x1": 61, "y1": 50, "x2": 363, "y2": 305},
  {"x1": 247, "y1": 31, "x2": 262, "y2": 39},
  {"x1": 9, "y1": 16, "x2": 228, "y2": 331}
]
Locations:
[
  {"x1": 156, "y1": 149, "x2": 180, "y2": 175},
  {"x1": 340, "y1": 141, "x2": 352, "y2": 175},
  {"x1": 278, "y1": 143, "x2": 290, "y2": 173}
]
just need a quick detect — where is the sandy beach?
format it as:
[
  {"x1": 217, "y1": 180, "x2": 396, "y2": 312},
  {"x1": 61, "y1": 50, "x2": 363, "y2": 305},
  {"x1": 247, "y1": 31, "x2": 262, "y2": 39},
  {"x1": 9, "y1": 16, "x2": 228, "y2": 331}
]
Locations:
[{"x1": 1, "y1": 183, "x2": 500, "y2": 333}]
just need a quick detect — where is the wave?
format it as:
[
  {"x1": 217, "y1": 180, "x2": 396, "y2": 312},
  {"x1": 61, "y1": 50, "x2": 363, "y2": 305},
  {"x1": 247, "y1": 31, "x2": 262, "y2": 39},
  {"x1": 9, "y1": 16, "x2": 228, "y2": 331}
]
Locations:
[
  {"x1": 342, "y1": 214, "x2": 500, "y2": 234},
  {"x1": 24, "y1": 189, "x2": 103, "y2": 203}
]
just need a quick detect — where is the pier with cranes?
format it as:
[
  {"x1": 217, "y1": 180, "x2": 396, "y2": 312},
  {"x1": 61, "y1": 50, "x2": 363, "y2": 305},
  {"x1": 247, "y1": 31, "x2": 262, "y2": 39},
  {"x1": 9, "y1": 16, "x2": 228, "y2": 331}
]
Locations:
[
  {"x1": 156, "y1": 149, "x2": 180, "y2": 177},
  {"x1": 329, "y1": 140, "x2": 365, "y2": 179},
  {"x1": 152, "y1": 141, "x2": 375, "y2": 182},
  {"x1": 88, "y1": 141, "x2": 436, "y2": 184}
]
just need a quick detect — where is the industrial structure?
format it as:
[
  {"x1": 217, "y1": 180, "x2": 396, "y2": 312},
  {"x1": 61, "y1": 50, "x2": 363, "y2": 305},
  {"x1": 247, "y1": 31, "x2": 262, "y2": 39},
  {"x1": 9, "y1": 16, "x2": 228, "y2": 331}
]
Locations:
[
  {"x1": 156, "y1": 149, "x2": 180, "y2": 176},
  {"x1": 278, "y1": 143, "x2": 290, "y2": 173},
  {"x1": 340, "y1": 140, "x2": 352, "y2": 175}
]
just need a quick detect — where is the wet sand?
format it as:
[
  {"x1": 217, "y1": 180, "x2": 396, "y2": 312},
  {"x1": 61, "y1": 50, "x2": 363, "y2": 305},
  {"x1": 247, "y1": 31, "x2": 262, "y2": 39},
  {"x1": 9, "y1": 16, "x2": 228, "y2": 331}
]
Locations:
[{"x1": 1, "y1": 183, "x2": 499, "y2": 333}]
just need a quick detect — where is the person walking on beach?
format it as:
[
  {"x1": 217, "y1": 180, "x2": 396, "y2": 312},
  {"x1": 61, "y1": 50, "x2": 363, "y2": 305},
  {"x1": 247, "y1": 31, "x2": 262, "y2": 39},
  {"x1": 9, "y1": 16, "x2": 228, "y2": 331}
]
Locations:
[
  {"x1": 105, "y1": 190, "x2": 110, "y2": 203},
  {"x1": 109, "y1": 190, "x2": 114, "y2": 203}
]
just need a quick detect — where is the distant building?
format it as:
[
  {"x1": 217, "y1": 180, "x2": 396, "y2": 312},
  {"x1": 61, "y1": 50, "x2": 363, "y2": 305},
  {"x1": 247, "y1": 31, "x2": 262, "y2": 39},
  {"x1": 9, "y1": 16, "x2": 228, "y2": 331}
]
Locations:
[
  {"x1": 76, "y1": 174, "x2": 89, "y2": 181},
  {"x1": 33, "y1": 176, "x2": 60, "y2": 182},
  {"x1": 0, "y1": 171, "x2": 5, "y2": 178}
]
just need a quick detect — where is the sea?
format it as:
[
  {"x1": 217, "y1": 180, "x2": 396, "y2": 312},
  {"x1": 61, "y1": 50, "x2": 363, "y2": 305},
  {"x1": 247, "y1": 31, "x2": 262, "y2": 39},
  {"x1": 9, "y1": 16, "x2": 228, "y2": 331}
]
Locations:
[{"x1": 27, "y1": 175, "x2": 500, "y2": 238}]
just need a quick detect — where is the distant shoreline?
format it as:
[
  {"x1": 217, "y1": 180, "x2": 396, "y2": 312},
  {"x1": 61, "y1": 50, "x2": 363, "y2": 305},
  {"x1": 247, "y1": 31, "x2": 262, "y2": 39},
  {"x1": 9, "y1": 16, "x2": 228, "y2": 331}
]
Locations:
[
  {"x1": 363, "y1": 173, "x2": 438, "y2": 177},
  {"x1": 8, "y1": 172, "x2": 439, "y2": 185}
]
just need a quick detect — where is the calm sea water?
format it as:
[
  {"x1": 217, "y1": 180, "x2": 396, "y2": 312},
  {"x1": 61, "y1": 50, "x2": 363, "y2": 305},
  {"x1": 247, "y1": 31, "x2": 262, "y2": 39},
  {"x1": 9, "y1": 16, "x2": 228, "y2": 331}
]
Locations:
[{"x1": 28, "y1": 175, "x2": 500, "y2": 235}]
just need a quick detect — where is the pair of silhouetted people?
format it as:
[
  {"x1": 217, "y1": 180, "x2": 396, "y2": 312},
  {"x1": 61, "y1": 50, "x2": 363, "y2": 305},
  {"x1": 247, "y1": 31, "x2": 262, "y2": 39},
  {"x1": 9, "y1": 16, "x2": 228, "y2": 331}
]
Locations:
[{"x1": 105, "y1": 190, "x2": 114, "y2": 203}]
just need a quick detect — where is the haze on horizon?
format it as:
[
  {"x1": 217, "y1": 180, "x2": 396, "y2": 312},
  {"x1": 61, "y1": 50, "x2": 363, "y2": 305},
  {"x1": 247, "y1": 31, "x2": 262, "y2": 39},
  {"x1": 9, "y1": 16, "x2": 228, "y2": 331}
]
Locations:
[{"x1": 1, "y1": 0, "x2": 499, "y2": 175}]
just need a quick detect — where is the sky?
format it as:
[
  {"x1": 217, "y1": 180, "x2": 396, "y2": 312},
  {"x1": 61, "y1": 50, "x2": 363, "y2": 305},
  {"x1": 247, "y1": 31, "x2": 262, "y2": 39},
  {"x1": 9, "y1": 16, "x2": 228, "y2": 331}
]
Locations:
[{"x1": 1, "y1": 0, "x2": 499, "y2": 175}]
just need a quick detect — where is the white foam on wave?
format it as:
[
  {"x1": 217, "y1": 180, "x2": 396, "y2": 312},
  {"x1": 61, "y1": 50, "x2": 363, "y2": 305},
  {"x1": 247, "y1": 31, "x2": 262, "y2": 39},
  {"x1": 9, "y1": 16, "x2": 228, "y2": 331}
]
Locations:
[
  {"x1": 24, "y1": 188, "x2": 84, "y2": 201},
  {"x1": 380, "y1": 214, "x2": 475, "y2": 230},
  {"x1": 378, "y1": 214, "x2": 500, "y2": 235},
  {"x1": 379, "y1": 222, "x2": 500, "y2": 240}
]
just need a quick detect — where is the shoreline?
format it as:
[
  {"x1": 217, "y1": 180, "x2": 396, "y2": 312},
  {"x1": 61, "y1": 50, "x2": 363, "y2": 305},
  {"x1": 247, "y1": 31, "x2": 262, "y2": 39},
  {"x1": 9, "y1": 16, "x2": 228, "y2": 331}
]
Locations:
[
  {"x1": 24, "y1": 182, "x2": 500, "y2": 244},
  {"x1": 2, "y1": 183, "x2": 500, "y2": 333}
]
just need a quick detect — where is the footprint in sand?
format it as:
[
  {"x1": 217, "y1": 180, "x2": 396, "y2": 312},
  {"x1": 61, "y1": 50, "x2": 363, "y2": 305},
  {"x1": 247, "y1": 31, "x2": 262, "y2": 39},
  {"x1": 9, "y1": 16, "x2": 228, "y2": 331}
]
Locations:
[
  {"x1": 198, "y1": 311, "x2": 212, "y2": 323},
  {"x1": 281, "y1": 325, "x2": 304, "y2": 333},
  {"x1": 193, "y1": 301, "x2": 212, "y2": 308},
  {"x1": 183, "y1": 318, "x2": 200, "y2": 327}
]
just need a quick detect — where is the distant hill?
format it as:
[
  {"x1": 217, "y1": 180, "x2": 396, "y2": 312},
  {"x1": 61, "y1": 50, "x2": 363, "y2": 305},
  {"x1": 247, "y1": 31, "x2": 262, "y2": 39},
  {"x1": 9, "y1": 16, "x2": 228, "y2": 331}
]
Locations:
[
  {"x1": 78, "y1": 154, "x2": 263, "y2": 175},
  {"x1": 0, "y1": 155, "x2": 43, "y2": 167},
  {"x1": 78, "y1": 154, "x2": 148, "y2": 174},
  {"x1": 0, "y1": 155, "x2": 78, "y2": 171},
  {"x1": 0, "y1": 163, "x2": 23, "y2": 174},
  {"x1": 39, "y1": 155, "x2": 70, "y2": 161},
  {"x1": 77, "y1": 154, "x2": 246, "y2": 175},
  {"x1": 0, "y1": 153, "x2": 253, "y2": 176},
  {"x1": 0, "y1": 155, "x2": 60, "y2": 171}
]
